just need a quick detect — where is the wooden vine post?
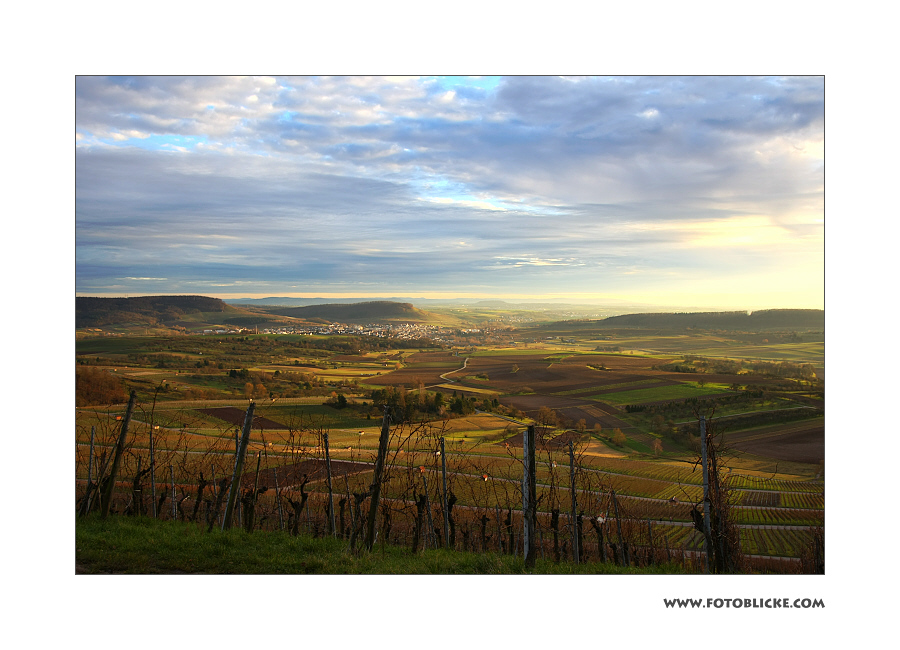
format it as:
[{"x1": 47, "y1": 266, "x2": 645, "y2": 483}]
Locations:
[
  {"x1": 149, "y1": 385, "x2": 161, "y2": 518},
  {"x1": 88, "y1": 425, "x2": 95, "y2": 491},
  {"x1": 273, "y1": 467, "x2": 284, "y2": 531},
  {"x1": 234, "y1": 427, "x2": 242, "y2": 526},
  {"x1": 149, "y1": 424, "x2": 156, "y2": 518},
  {"x1": 210, "y1": 466, "x2": 218, "y2": 523},
  {"x1": 221, "y1": 401, "x2": 255, "y2": 531},
  {"x1": 253, "y1": 451, "x2": 262, "y2": 503},
  {"x1": 100, "y1": 390, "x2": 137, "y2": 518},
  {"x1": 364, "y1": 406, "x2": 391, "y2": 551},
  {"x1": 324, "y1": 432, "x2": 337, "y2": 537},
  {"x1": 170, "y1": 464, "x2": 176, "y2": 520},
  {"x1": 569, "y1": 439, "x2": 580, "y2": 564},
  {"x1": 421, "y1": 470, "x2": 436, "y2": 549},
  {"x1": 523, "y1": 425, "x2": 537, "y2": 568},
  {"x1": 440, "y1": 436, "x2": 449, "y2": 549},
  {"x1": 612, "y1": 489, "x2": 626, "y2": 566},
  {"x1": 700, "y1": 416, "x2": 713, "y2": 574},
  {"x1": 78, "y1": 426, "x2": 97, "y2": 517}
]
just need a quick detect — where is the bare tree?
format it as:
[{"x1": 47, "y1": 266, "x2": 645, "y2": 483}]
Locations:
[{"x1": 688, "y1": 406, "x2": 743, "y2": 573}]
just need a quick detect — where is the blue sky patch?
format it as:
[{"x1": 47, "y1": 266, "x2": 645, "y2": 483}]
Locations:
[{"x1": 108, "y1": 133, "x2": 209, "y2": 152}]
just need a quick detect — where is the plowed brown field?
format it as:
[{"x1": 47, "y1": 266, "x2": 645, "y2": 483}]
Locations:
[
  {"x1": 197, "y1": 407, "x2": 289, "y2": 431},
  {"x1": 728, "y1": 422, "x2": 824, "y2": 464},
  {"x1": 241, "y1": 458, "x2": 372, "y2": 490},
  {"x1": 365, "y1": 367, "x2": 456, "y2": 388},
  {"x1": 499, "y1": 394, "x2": 634, "y2": 433}
]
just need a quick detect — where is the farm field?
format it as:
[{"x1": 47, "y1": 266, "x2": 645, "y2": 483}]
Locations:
[
  {"x1": 727, "y1": 420, "x2": 825, "y2": 464},
  {"x1": 590, "y1": 382, "x2": 733, "y2": 405},
  {"x1": 76, "y1": 324, "x2": 823, "y2": 572}
]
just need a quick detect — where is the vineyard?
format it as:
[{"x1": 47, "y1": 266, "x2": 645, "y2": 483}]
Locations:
[{"x1": 76, "y1": 394, "x2": 824, "y2": 573}]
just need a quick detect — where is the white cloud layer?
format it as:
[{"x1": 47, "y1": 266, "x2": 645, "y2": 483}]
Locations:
[{"x1": 75, "y1": 75, "x2": 824, "y2": 308}]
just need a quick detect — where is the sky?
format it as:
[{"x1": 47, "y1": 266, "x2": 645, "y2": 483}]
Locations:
[{"x1": 75, "y1": 75, "x2": 824, "y2": 309}]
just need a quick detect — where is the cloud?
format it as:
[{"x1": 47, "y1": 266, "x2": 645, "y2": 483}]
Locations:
[
  {"x1": 75, "y1": 76, "x2": 824, "y2": 308},
  {"x1": 420, "y1": 197, "x2": 507, "y2": 211}
]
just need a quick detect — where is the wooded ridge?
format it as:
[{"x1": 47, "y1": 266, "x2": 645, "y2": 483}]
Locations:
[{"x1": 76, "y1": 295, "x2": 232, "y2": 328}]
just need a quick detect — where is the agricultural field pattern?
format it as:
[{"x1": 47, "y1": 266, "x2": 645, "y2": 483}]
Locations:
[{"x1": 76, "y1": 300, "x2": 824, "y2": 573}]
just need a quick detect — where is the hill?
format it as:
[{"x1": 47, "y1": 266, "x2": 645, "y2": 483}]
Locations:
[
  {"x1": 76, "y1": 295, "x2": 233, "y2": 328},
  {"x1": 257, "y1": 300, "x2": 433, "y2": 324},
  {"x1": 591, "y1": 309, "x2": 824, "y2": 331},
  {"x1": 75, "y1": 295, "x2": 288, "y2": 332},
  {"x1": 227, "y1": 296, "x2": 387, "y2": 307}
]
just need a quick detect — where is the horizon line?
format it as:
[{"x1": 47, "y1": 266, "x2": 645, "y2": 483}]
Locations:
[{"x1": 74, "y1": 291, "x2": 824, "y2": 312}]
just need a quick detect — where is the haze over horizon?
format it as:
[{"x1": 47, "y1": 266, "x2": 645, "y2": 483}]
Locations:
[{"x1": 76, "y1": 76, "x2": 824, "y2": 311}]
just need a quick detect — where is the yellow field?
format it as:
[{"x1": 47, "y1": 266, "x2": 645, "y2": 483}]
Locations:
[{"x1": 433, "y1": 383, "x2": 498, "y2": 395}]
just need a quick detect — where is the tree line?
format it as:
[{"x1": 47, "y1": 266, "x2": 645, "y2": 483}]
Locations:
[{"x1": 654, "y1": 356, "x2": 819, "y2": 382}]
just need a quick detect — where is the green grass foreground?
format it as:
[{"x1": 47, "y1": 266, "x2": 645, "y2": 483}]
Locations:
[{"x1": 76, "y1": 515, "x2": 687, "y2": 575}]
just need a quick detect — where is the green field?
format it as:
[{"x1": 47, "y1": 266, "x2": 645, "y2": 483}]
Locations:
[
  {"x1": 687, "y1": 343, "x2": 823, "y2": 364},
  {"x1": 589, "y1": 382, "x2": 735, "y2": 405}
]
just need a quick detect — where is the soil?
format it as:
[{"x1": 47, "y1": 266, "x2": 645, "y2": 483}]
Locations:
[
  {"x1": 197, "y1": 407, "x2": 289, "y2": 431},
  {"x1": 498, "y1": 427, "x2": 586, "y2": 453},
  {"x1": 242, "y1": 458, "x2": 372, "y2": 490},
  {"x1": 499, "y1": 393, "x2": 634, "y2": 433},
  {"x1": 728, "y1": 423, "x2": 824, "y2": 464},
  {"x1": 364, "y1": 367, "x2": 450, "y2": 388}
]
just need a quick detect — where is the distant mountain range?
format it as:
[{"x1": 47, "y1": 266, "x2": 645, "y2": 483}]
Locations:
[
  {"x1": 226, "y1": 296, "x2": 400, "y2": 307},
  {"x1": 224, "y1": 296, "x2": 659, "y2": 310}
]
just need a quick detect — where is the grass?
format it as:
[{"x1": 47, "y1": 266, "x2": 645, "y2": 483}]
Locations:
[
  {"x1": 592, "y1": 382, "x2": 734, "y2": 405},
  {"x1": 75, "y1": 515, "x2": 686, "y2": 574},
  {"x1": 685, "y1": 344, "x2": 824, "y2": 365}
]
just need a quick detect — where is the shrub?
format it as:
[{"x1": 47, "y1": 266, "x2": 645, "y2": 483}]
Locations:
[{"x1": 76, "y1": 366, "x2": 127, "y2": 406}]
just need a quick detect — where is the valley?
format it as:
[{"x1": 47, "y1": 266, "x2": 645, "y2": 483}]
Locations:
[{"x1": 75, "y1": 296, "x2": 824, "y2": 572}]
